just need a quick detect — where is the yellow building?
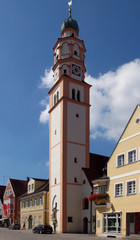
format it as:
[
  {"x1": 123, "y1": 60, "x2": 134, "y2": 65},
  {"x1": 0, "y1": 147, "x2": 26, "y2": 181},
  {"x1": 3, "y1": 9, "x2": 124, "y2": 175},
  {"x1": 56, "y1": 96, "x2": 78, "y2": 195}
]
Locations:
[
  {"x1": 91, "y1": 105, "x2": 140, "y2": 237},
  {"x1": 20, "y1": 178, "x2": 49, "y2": 229}
]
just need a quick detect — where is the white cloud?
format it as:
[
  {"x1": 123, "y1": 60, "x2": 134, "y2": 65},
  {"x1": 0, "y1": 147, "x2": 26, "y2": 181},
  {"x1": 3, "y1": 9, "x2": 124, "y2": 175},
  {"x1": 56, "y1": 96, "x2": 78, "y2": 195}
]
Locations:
[
  {"x1": 45, "y1": 161, "x2": 49, "y2": 167},
  {"x1": 86, "y1": 59, "x2": 140, "y2": 141},
  {"x1": 39, "y1": 104, "x2": 50, "y2": 124},
  {"x1": 39, "y1": 68, "x2": 54, "y2": 124},
  {"x1": 39, "y1": 59, "x2": 140, "y2": 141},
  {"x1": 39, "y1": 68, "x2": 53, "y2": 89}
]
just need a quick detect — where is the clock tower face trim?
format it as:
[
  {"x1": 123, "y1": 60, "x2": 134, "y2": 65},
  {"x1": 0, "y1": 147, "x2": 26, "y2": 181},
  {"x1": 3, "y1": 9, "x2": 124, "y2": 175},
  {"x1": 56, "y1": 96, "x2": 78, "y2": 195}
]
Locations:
[{"x1": 72, "y1": 64, "x2": 81, "y2": 76}]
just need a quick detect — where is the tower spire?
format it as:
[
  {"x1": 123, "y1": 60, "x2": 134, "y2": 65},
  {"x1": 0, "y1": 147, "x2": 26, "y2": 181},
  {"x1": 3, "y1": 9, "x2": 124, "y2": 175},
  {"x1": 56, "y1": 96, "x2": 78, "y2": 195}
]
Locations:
[{"x1": 68, "y1": 0, "x2": 72, "y2": 17}]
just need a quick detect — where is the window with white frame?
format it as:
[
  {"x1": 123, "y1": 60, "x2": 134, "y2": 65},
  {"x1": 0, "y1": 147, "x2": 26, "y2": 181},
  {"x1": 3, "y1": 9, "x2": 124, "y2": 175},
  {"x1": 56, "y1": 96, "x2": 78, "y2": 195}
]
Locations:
[
  {"x1": 93, "y1": 187, "x2": 99, "y2": 194},
  {"x1": 39, "y1": 196, "x2": 42, "y2": 206},
  {"x1": 128, "y1": 149, "x2": 136, "y2": 164},
  {"x1": 34, "y1": 198, "x2": 37, "y2": 206},
  {"x1": 117, "y1": 154, "x2": 124, "y2": 167},
  {"x1": 101, "y1": 185, "x2": 107, "y2": 194},
  {"x1": 127, "y1": 180, "x2": 136, "y2": 195},
  {"x1": 32, "y1": 183, "x2": 34, "y2": 190},
  {"x1": 26, "y1": 200, "x2": 28, "y2": 208},
  {"x1": 22, "y1": 201, "x2": 25, "y2": 208},
  {"x1": 30, "y1": 199, "x2": 32, "y2": 207},
  {"x1": 115, "y1": 183, "x2": 123, "y2": 197},
  {"x1": 93, "y1": 185, "x2": 107, "y2": 194},
  {"x1": 103, "y1": 213, "x2": 121, "y2": 233}
]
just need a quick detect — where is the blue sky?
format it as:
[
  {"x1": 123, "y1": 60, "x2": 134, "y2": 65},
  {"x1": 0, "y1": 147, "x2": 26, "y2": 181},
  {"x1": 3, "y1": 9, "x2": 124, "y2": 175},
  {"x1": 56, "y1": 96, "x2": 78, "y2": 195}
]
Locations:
[{"x1": 0, "y1": 0, "x2": 140, "y2": 185}]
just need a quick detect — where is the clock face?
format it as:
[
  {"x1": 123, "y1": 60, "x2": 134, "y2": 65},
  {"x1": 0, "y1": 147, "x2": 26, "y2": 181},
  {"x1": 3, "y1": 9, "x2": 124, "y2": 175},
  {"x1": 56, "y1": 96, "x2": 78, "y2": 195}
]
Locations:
[{"x1": 72, "y1": 64, "x2": 81, "y2": 76}]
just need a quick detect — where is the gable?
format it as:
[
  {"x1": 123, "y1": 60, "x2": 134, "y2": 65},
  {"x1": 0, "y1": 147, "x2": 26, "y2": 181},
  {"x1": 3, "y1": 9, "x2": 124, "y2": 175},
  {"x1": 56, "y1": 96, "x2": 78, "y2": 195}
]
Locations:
[
  {"x1": 120, "y1": 105, "x2": 140, "y2": 141},
  {"x1": 4, "y1": 180, "x2": 14, "y2": 198},
  {"x1": 108, "y1": 105, "x2": 140, "y2": 177}
]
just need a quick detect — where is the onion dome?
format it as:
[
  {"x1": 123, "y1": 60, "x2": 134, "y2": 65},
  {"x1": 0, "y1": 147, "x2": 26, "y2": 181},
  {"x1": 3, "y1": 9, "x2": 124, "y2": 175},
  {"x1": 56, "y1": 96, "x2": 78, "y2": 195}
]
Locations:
[{"x1": 61, "y1": 9, "x2": 79, "y2": 33}]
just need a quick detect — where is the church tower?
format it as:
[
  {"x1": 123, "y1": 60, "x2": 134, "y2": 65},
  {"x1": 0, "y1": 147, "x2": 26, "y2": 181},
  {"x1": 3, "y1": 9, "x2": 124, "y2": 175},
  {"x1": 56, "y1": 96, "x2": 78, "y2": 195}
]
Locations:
[{"x1": 49, "y1": 6, "x2": 91, "y2": 233}]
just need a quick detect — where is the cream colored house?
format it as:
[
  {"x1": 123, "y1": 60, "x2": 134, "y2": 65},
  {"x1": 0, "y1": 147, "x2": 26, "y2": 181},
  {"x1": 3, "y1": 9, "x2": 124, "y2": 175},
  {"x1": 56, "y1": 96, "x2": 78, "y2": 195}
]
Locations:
[
  {"x1": 20, "y1": 178, "x2": 49, "y2": 229},
  {"x1": 91, "y1": 105, "x2": 140, "y2": 237}
]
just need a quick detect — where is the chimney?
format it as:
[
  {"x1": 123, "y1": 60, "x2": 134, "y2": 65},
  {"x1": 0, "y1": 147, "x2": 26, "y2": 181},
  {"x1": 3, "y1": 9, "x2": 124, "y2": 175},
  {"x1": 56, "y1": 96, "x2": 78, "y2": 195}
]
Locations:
[{"x1": 26, "y1": 177, "x2": 30, "y2": 183}]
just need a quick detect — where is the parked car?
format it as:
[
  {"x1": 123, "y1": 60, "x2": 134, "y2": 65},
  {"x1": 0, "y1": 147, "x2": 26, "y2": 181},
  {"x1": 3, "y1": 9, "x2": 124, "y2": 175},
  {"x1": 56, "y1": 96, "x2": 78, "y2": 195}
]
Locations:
[
  {"x1": 9, "y1": 223, "x2": 20, "y2": 230},
  {"x1": 32, "y1": 224, "x2": 53, "y2": 234}
]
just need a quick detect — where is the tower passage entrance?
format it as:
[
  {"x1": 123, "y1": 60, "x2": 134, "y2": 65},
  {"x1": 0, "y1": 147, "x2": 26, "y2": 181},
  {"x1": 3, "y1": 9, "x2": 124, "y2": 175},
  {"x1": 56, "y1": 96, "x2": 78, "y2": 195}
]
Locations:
[{"x1": 83, "y1": 217, "x2": 88, "y2": 233}]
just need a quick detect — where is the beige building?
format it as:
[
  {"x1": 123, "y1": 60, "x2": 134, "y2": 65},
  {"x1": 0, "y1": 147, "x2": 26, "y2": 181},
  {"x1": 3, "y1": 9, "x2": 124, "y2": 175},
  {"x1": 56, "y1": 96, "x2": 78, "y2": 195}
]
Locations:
[
  {"x1": 20, "y1": 178, "x2": 49, "y2": 229},
  {"x1": 91, "y1": 105, "x2": 140, "y2": 237}
]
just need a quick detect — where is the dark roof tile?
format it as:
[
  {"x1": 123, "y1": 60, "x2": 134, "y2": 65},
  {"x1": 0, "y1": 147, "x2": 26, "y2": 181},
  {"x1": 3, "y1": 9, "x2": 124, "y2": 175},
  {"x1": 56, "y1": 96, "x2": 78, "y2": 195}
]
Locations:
[
  {"x1": 10, "y1": 179, "x2": 27, "y2": 197},
  {"x1": 0, "y1": 185, "x2": 6, "y2": 203},
  {"x1": 83, "y1": 153, "x2": 109, "y2": 187}
]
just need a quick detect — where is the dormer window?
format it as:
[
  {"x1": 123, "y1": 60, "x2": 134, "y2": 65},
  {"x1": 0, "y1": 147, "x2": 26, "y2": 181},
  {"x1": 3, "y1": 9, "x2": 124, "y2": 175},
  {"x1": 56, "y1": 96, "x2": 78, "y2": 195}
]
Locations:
[{"x1": 32, "y1": 183, "x2": 34, "y2": 191}]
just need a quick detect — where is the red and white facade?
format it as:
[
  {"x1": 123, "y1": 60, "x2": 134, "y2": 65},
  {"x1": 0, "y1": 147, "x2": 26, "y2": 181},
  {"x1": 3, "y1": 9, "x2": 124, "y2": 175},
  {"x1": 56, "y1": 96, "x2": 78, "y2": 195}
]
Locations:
[
  {"x1": 3, "y1": 179, "x2": 27, "y2": 226},
  {"x1": 49, "y1": 18, "x2": 91, "y2": 232}
]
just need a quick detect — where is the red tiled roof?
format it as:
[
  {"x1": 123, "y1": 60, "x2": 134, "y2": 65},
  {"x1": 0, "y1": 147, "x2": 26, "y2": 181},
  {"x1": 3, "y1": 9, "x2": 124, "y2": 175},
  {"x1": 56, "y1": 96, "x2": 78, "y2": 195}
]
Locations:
[
  {"x1": 0, "y1": 185, "x2": 6, "y2": 203},
  {"x1": 83, "y1": 153, "x2": 109, "y2": 187},
  {"x1": 9, "y1": 179, "x2": 27, "y2": 197}
]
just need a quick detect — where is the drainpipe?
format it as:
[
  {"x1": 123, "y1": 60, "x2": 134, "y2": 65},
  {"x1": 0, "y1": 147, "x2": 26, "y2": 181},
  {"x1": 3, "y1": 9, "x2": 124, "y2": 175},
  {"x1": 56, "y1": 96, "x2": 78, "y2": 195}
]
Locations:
[{"x1": 89, "y1": 191, "x2": 93, "y2": 234}]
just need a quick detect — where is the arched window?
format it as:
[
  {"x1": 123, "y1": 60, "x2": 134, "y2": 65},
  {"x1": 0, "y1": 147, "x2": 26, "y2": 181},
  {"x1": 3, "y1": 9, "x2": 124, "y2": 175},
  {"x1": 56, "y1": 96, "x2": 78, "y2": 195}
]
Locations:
[
  {"x1": 54, "y1": 95, "x2": 56, "y2": 105},
  {"x1": 83, "y1": 198, "x2": 89, "y2": 210},
  {"x1": 77, "y1": 90, "x2": 80, "y2": 101},
  {"x1": 62, "y1": 43, "x2": 68, "y2": 55},
  {"x1": 73, "y1": 44, "x2": 79, "y2": 57},
  {"x1": 72, "y1": 89, "x2": 75, "y2": 100},
  {"x1": 57, "y1": 91, "x2": 59, "y2": 102}
]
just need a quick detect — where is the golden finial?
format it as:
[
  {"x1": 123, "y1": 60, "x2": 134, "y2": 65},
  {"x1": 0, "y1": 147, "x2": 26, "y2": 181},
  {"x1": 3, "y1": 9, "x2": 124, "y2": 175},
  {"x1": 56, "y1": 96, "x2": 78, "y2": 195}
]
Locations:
[{"x1": 69, "y1": 8, "x2": 72, "y2": 18}]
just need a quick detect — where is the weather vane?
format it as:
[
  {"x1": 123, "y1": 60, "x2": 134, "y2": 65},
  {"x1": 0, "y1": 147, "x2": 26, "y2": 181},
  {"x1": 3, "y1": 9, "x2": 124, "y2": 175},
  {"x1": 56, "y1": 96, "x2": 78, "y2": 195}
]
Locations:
[{"x1": 68, "y1": 0, "x2": 72, "y2": 17}]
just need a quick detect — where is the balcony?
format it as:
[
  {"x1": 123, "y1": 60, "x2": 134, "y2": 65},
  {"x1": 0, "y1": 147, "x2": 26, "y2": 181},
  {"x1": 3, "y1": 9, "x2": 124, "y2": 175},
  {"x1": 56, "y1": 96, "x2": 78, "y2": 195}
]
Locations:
[{"x1": 88, "y1": 193, "x2": 110, "y2": 208}]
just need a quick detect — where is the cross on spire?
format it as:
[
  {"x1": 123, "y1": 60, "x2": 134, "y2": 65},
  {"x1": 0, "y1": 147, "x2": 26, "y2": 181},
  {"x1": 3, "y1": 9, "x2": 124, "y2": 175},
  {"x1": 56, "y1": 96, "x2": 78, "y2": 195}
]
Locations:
[{"x1": 68, "y1": 0, "x2": 72, "y2": 17}]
